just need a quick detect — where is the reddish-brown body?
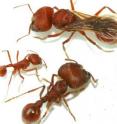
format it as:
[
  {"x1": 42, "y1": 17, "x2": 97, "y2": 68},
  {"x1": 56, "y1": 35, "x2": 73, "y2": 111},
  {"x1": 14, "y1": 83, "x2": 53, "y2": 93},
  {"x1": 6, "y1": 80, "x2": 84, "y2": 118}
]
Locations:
[
  {"x1": 0, "y1": 51, "x2": 45, "y2": 93},
  {"x1": 6, "y1": 53, "x2": 42, "y2": 74},
  {"x1": 16, "y1": 0, "x2": 117, "y2": 58},
  {"x1": 21, "y1": 61, "x2": 96, "y2": 123},
  {"x1": 22, "y1": 80, "x2": 68, "y2": 123},
  {"x1": 7, "y1": 59, "x2": 30, "y2": 74}
]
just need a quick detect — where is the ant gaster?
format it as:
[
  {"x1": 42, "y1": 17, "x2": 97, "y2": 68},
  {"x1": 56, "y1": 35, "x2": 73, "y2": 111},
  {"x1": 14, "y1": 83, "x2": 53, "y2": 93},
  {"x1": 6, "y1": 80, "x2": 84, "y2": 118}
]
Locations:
[{"x1": 15, "y1": 0, "x2": 117, "y2": 58}]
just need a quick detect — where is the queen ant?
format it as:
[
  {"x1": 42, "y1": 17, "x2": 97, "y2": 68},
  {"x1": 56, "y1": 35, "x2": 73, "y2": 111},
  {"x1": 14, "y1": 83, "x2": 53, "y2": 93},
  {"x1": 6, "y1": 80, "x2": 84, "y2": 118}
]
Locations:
[{"x1": 15, "y1": 0, "x2": 117, "y2": 58}]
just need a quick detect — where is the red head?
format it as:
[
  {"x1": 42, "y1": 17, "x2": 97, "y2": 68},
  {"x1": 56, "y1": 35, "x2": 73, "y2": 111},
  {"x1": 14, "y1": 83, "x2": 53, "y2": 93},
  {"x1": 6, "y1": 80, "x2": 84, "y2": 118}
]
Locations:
[
  {"x1": 31, "y1": 6, "x2": 54, "y2": 32},
  {"x1": 28, "y1": 54, "x2": 42, "y2": 65},
  {"x1": 22, "y1": 100, "x2": 42, "y2": 123}
]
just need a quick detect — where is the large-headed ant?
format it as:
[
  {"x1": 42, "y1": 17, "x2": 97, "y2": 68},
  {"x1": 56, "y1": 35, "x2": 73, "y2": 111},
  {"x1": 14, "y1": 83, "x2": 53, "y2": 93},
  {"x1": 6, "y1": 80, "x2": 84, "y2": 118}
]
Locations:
[
  {"x1": 0, "y1": 50, "x2": 47, "y2": 93},
  {"x1": 15, "y1": 0, "x2": 117, "y2": 58},
  {"x1": 5, "y1": 59, "x2": 97, "y2": 123}
]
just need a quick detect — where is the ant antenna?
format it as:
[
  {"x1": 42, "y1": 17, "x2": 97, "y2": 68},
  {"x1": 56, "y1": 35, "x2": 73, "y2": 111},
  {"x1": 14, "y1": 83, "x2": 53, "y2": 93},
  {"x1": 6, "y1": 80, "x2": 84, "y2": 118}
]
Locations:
[
  {"x1": 14, "y1": 4, "x2": 34, "y2": 14},
  {"x1": 17, "y1": 24, "x2": 31, "y2": 42}
]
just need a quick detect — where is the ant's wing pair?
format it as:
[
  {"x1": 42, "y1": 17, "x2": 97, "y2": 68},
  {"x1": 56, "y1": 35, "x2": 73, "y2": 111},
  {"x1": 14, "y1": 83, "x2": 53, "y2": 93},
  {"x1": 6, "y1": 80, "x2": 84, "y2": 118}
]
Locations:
[{"x1": 66, "y1": 11, "x2": 117, "y2": 45}]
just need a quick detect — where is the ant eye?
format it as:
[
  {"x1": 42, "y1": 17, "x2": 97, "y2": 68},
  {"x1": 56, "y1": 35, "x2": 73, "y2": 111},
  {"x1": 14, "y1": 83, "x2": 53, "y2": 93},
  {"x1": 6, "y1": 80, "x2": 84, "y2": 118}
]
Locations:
[{"x1": 22, "y1": 103, "x2": 40, "y2": 123}]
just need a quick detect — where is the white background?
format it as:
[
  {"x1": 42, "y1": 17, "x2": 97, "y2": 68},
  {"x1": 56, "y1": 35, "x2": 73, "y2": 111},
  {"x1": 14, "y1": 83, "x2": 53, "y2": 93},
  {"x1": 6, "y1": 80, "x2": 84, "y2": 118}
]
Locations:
[{"x1": 0, "y1": 0, "x2": 117, "y2": 124}]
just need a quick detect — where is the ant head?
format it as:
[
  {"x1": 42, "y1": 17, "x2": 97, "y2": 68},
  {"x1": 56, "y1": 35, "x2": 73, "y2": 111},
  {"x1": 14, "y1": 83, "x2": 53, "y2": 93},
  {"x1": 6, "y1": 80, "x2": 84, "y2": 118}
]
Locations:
[
  {"x1": 31, "y1": 6, "x2": 54, "y2": 32},
  {"x1": 28, "y1": 54, "x2": 42, "y2": 65},
  {"x1": 53, "y1": 9, "x2": 77, "y2": 29},
  {"x1": 22, "y1": 103, "x2": 41, "y2": 123},
  {"x1": 0, "y1": 66, "x2": 7, "y2": 77}
]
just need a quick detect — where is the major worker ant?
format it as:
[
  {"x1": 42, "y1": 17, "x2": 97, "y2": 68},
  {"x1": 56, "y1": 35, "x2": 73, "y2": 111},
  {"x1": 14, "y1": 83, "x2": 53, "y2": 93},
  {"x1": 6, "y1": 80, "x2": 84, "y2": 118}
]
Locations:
[
  {"x1": 0, "y1": 50, "x2": 47, "y2": 94},
  {"x1": 15, "y1": 0, "x2": 117, "y2": 58},
  {"x1": 5, "y1": 59, "x2": 97, "y2": 123}
]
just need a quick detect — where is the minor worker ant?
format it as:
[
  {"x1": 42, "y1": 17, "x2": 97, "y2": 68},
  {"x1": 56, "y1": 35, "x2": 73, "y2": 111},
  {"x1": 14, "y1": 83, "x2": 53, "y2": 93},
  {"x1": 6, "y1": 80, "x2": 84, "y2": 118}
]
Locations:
[
  {"x1": 15, "y1": 0, "x2": 117, "y2": 58},
  {"x1": 0, "y1": 50, "x2": 47, "y2": 94},
  {"x1": 5, "y1": 59, "x2": 97, "y2": 123}
]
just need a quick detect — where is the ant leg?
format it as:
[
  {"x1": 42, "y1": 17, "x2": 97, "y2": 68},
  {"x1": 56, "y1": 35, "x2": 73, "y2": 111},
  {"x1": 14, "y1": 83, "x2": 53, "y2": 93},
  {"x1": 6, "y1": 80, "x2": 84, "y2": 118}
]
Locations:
[
  {"x1": 24, "y1": 68, "x2": 41, "y2": 82},
  {"x1": 90, "y1": 73, "x2": 98, "y2": 88},
  {"x1": 63, "y1": 32, "x2": 76, "y2": 59},
  {"x1": 35, "y1": 68, "x2": 40, "y2": 82},
  {"x1": 14, "y1": 52, "x2": 23, "y2": 90},
  {"x1": 2, "y1": 50, "x2": 13, "y2": 64},
  {"x1": 53, "y1": 6, "x2": 59, "y2": 11},
  {"x1": 16, "y1": 50, "x2": 22, "y2": 91},
  {"x1": 65, "y1": 58, "x2": 78, "y2": 64},
  {"x1": 41, "y1": 102, "x2": 52, "y2": 120},
  {"x1": 18, "y1": 70, "x2": 25, "y2": 91},
  {"x1": 42, "y1": 59, "x2": 47, "y2": 68},
  {"x1": 16, "y1": 50, "x2": 19, "y2": 62},
  {"x1": 79, "y1": 31, "x2": 112, "y2": 52},
  {"x1": 24, "y1": 68, "x2": 50, "y2": 84},
  {"x1": 2, "y1": 50, "x2": 14, "y2": 96},
  {"x1": 17, "y1": 24, "x2": 31, "y2": 42},
  {"x1": 14, "y1": 4, "x2": 33, "y2": 42},
  {"x1": 14, "y1": 4, "x2": 33, "y2": 14},
  {"x1": 51, "y1": 74, "x2": 58, "y2": 82},
  {"x1": 34, "y1": 31, "x2": 65, "y2": 40},
  {"x1": 47, "y1": 74, "x2": 58, "y2": 92},
  {"x1": 6, "y1": 72, "x2": 13, "y2": 96},
  {"x1": 95, "y1": 6, "x2": 116, "y2": 16},
  {"x1": 63, "y1": 98, "x2": 76, "y2": 121},
  {"x1": 39, "y1": 85, "x2": 46, "y2": 98},
  {"x1": 65, "y1": 58, "x2": 83, "y2": 68},
  {"x1": 70, "y1": 0, "x2": 75, "y2": 11},
  {"x1": 5, "y1": 85, "x2": 44, "y2": 102}
]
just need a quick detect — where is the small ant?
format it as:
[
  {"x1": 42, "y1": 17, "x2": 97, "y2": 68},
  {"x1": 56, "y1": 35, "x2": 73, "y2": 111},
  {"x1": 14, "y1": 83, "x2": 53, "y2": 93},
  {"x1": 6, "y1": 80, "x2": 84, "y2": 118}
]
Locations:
[
  {"x1": 15, "y1": 0, "x2": 117, "y2": 58},
  {"x1": 5, "y1": 59, "x2": 97, "y2": 123},
  {"x1": 0, "y1": 50, "x2": 47, "y2": 93}
]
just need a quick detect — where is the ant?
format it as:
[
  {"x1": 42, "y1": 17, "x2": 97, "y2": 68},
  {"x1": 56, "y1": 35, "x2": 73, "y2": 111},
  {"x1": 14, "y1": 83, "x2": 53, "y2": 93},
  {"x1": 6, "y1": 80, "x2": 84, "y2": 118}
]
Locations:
[
  {"x1": 5, "y1": 59, "x2": 97, "y2": 123},
  {"x1": 15, "y1": 0, "x2": 117, "y2": 58},
  {"x1": 0, "y1": 50, "x2": 47, "y2": 94}
]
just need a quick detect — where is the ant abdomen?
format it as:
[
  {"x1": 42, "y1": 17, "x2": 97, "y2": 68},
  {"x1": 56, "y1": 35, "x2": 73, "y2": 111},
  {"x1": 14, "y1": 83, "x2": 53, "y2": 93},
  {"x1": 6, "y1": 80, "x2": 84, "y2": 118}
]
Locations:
[
  {"x1": 31, "y1": 6, "x2": 54, "y2": 32},
  {"x1": 53, "y1": 9, "x2": 77, "y2": 29},
  {"x1": 22, "y1": 103, "x2": 41, "y2": 123},
  {"x1": 0, "y1": 66, "x2": 7, "y2": 77},
  {"x1": 58, "y1": 63, "x2": 91, "y2": 89}
]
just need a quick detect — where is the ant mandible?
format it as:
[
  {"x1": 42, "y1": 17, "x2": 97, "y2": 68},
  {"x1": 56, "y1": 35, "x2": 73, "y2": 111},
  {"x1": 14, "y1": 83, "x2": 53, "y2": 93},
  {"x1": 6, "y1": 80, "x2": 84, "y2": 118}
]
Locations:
[
  {"x1": 0, "y1": 50, "x2": 47, "y2": 94},
  {"x1": 5, "y1": 59, "x2": 97, "y2": 123},
  {"x1": 15, "y1": 0, "x2": 117, "y2": 58}
]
